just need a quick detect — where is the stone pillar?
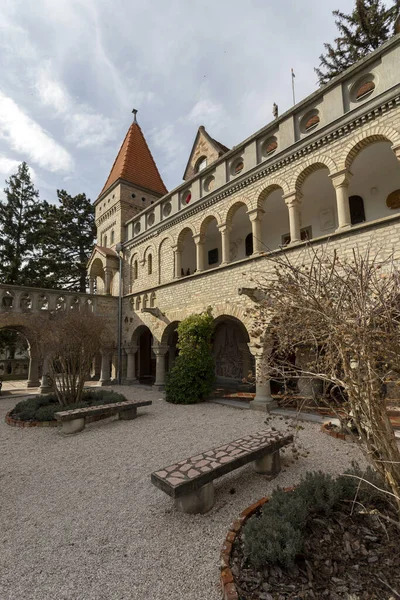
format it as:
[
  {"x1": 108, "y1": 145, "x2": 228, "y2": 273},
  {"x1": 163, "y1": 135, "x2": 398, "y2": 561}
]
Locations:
[
  {"x1": 295, "y1": 346, "x2": 323, "y2": 398},
  {"x1": 330, "y1": 169, "x2": 352, "y2": 230},
  {"x1": 248, "y1": 344, "x2": 274, "y2": 412},
  {"x1": 27, "y1": 354, "x2": 40, "y2": 388},
  {"x1": 111, "y1": 352, "x2": 118, "y2": 382},
  {"x1": 392, "y1": 144, "x2": 400, "y2": 163},
  {"x1": 218, "y1": 223, "x2": 231, "y2": 265},
  {"x1": 104, "y1": 268, "x2": 112, "y2": 295},
  {"x1": 125, "y1": 345, "x2": 138, "y2": 383},
  {"x1": 40, "y1": 356, "x2": 52, "y2": 393},
  {"x1": 172, "y1": 244, "x2": 182, "y2": 279},
  {"x1": 99, "y1": 350, "x2": 112, "y2": 386},
  {"x1": 247, "y1": 208, "x2": 265, "y2": 254},
  {"x1": 193, "y1": 234, "x2": 206, "y2": 272},
  {"x1": 284, "y1": 192, "x2": 302, "y2": 244},
  {"x1": 89, "y1": 277, "x2": 95, "y2": 295},
  {"x1": 153, "y1": 344, "x2": 169, "y2": 390}
]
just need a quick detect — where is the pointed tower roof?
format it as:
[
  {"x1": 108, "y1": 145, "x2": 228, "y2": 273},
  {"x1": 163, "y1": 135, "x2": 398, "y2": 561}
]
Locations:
[{"x1": 98, "y1": 113, "x2": 168, "y2": 199}]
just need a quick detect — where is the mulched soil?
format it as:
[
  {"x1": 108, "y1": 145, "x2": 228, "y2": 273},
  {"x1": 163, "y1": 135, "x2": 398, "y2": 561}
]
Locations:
[{"x1": 232, "y1": 507, "x2": 400, "y2": 599}]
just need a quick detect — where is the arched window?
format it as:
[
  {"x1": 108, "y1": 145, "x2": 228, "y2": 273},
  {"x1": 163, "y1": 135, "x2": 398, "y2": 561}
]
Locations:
[
  {"x1": 104, "y1": 235, "x2": 108, "y2": 248},
  {"x1": 349, "y1": 195, "x2": 365, "y2": 225},
  {"x1": 148, "y1": 254, "x2": 153, "y2": 275},
  {"x1": 134, "y1": 260, "x2": 138, "y2": 280},
  {"x1": 110, "y1": 230, "x2": 115, "y2": 244},
  {"x1": 245, "y1": 233, "x2": 253, "y2": 256},
  {"x1": 196, "y1": 156, "x2": 207, "y2": 173}
]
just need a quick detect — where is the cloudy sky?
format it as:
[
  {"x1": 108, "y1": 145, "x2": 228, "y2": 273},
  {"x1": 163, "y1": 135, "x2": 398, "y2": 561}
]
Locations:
[{"x1": 0, "y1": 0, "x2": 379, "y2": 203}]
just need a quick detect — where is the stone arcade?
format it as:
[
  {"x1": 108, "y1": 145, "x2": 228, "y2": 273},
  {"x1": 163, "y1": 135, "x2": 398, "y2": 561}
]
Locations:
[{"x1": 1, "y1": 35, "x2": 400, "y2": 408}]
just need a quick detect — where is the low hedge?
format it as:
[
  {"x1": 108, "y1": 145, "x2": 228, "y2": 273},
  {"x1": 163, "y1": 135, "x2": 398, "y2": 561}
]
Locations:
[{"x1": 10, "y1": 390, "x2": 127, "y2": 422}]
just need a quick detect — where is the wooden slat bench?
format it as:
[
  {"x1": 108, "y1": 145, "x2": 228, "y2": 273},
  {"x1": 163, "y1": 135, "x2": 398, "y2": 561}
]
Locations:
[
  {"x1": 151, "y1": 429, "x2": 293, "y2": 514},
  {"x1": 55, "y1": 400, "x2": 152, "y2": 434}
]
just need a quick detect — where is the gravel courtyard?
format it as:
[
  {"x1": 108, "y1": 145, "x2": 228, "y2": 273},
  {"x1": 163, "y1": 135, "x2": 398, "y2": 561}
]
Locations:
[{"x1": 0, "y1": 387, "x2": 366, "y2": 600}]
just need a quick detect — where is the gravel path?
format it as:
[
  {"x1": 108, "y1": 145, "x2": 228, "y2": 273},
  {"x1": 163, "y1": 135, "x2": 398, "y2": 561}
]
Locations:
[{"x1": 0, "y1": 387, "x2": 366, "y2": 600}]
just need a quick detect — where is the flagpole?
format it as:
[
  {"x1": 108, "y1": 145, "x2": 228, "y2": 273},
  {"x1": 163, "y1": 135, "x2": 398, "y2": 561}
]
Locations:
[{"x1": 291, "y1": 68, "x2": 296, "y2": 105}]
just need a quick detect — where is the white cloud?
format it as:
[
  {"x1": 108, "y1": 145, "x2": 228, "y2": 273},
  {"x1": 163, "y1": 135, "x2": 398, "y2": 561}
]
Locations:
[
  {"x1": 187, "y1": 99, "x2": 225, "y2": 129},
  {"x1": 0, "y1": 91, "x2": 73, "y2": 172}
]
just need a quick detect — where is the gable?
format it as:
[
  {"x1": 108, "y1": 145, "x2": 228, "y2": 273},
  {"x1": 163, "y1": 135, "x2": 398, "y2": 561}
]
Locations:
[{"x1": 183, "y1": 126, "x2": 229, "y2": 181}]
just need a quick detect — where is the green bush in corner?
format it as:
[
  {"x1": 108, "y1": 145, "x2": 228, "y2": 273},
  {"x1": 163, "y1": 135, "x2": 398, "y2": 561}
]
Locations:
[{"x1": 165, "y1": 309, "x2": 215, "y2": 404}]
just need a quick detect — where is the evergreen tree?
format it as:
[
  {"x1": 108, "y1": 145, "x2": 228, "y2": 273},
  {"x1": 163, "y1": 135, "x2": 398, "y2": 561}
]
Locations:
[
  {"x1": 316, "y1": 0, "x2": 400, "y2": 86},
  {"x1": 40, "y1": 190, "x2": 96, "y2": 292},
  {"x1": 0, "y1": 162, "x2": 43, "y2": 284}
]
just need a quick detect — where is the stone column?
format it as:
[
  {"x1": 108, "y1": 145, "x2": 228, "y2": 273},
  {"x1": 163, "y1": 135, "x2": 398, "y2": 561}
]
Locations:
[
  {"x1": 247, "y1": 208, "x2": 265, "y2": 254},
  {"x1": 111, "y1": 352, "x2": 118, "y2": 382},
  {"x1": 295, "y1": 346, "x2": 323, "y2": 398},
  {"x1": 248, "y1": 344, "x2": 274, "y2": 412},
  {"x1": 172, "y1": 245, "x2": 182, "y2": 279},
  {"x1": 104, "y1": 268, "x2": 112, "y2": 295},
  {"x1": 27, "y1": 354, "x2": 40, "y2": 388},
  {"x1": 330, "y1": 169, "x2": 352, "y2": 230},
  {"x1": 99, "y1": 350, "x2": 112, "y2": 386},
  {"x1": 193, "y1": 234, "x2": 206, "y2": 272},
  {"x1": 153, "y1": 344, "x2": 169, "y2": 390},
  {"x1": 40, "y1": 356, "x2": 52, "y2": 393},
  {"x1": 284, "y1": 192, "x2": 302, "y2": 244},
  {"x1": 125, "y1": 345, "x2": 138, "y2": 383},
  {"x1": 89, "y1": 277, "x2": 95, "y2": 295},
  {"x1": 218, "y1": 223, "x2": 231, "y2": 265}
]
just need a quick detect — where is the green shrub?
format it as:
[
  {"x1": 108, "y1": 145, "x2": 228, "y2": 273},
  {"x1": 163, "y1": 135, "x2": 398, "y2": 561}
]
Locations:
[
  {"x1": 165, "y1": 310, "x2": 215, "y2": 404},
  {"x1": 243, "y1": 467, "x2": 391, "y2": 569},
  {"x1": 10, "y1": 389, "x2": 127, "y2": 422}
]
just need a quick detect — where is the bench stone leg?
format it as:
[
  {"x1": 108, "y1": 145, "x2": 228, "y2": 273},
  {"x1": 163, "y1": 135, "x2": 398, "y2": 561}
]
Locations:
[
  {"x1": 60, "y1": 418, "x2": 85, "y2": 435},
  {"x1": 119, "y1": 407, "x2": 137, "y2": 420},
  {"x1": 254, "y1": 450, "x2": 281, "y2": 478},
  {"x1": 174, "y1": 482, "x2": 215, "y2": 514}
]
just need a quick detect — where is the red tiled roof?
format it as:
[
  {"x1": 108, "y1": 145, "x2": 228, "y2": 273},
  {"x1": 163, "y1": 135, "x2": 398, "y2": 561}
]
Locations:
[{"x1": 99, "y1": 122, "x2": 168, "y2": 198}]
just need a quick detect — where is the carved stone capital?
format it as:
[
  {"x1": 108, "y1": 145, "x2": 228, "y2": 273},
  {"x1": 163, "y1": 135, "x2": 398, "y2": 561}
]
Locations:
[
  {"x1": 193, "y1": 233, "x2": 205, "y2": 245},
  {"x1": 330, "y1": 169, "x2": 353, "y2": 188},
  {"x1": 392, "y1": 143, "x2": 400, "y2": 161},
  {"x1": 152, "y1": 344, "x2": 169, "y2": 356},
  {"x1": 283, "y1": 191, "x2": 302, "y2": 207},
  {"x1": 246, "y1": 207, "x2": 265, "y2": 222}
]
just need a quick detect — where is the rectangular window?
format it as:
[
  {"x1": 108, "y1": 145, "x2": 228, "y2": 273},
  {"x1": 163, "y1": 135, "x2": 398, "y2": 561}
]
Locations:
[{"x1": 208, "y1": 248, "x2": 219, "y2": 265}]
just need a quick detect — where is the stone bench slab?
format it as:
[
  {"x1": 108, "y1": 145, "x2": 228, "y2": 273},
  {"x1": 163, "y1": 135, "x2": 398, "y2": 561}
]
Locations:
[
  {"x1": 151, "y1": 430, "x2": 293, "y2": 499},
  {"x1": 55, "y1": 400, "x2": 152, "y2": 422}
]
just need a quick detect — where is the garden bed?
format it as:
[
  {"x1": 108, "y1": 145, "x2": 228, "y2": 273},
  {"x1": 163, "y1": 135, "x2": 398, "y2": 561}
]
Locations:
[
  {"x1": 321, "y1": 421, "x2": 358, "y2": 442},
  {"x1": 222, "y1": 469, "x2": 400, "y2": 600},
  {"x1": 6, "y1": 389, "x2": 127, "y2": 427}
]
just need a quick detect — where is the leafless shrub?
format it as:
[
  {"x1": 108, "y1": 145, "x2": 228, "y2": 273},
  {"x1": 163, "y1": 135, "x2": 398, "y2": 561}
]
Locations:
[{"x1": 248, "y1": 245, "x2": 400, "y2": 514}]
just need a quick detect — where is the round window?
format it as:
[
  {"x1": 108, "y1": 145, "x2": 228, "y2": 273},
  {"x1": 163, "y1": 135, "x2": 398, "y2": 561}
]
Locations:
[
  {"x1": 262, "y1": 137, "x2": 278, "y2": 157},
  {"x1": 182, "y1": 191, "x2": 191, "y2": 205},
  {"x1": 134, "y1": 222, "x2": 141, "y2": 235},
  {"x1": 204, "y1": 176, "x2": 215, "y2": 192},
  {"x1": 351, "y1": 76, "x2": 376, "y2": 103},
  {"x1": 163, "y1": 202, "x2": 172, "y2": 217},
  {"x1": 148, "y1": 212, "x2": 155, "y2": 227},
  {"x1": 300, "y1": 110, "x2": 320, "y2": 134},
  {"x1": 231, "y1": 158, "x2": 244, "y2": 176}
]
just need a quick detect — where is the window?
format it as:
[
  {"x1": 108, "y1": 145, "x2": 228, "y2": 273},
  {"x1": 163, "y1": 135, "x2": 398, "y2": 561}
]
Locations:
[
  {"x1": 245, "y1": 233, "x2": 253, "y2": 256},
  {"x1": 110, "y1": 230, "x2": 115, "y2": 244},
  {"x1": 349, "y1": 196, "x2": 365, "y2": 225},
  {"x1": 208, "y1": 248, "x2": 219, "y2": 265},
  {"x1": 104, "y1": 235, "x2": 107, "y2": 248},
  {"x1": 148, "y1": 254, "x2": 153, "y2": 275},
  {"x1": 133, "y1": 260, "x2": 138, "y2": 280},
  {"x1": 196, "y1": 156, "x2": 207, "y2": 172},
  {"x1": 231, "y1": 158, "x2": 244, "y2": 176},
  {"x1": 281, "y1": 226, "x2": 312, "y2": 246}
]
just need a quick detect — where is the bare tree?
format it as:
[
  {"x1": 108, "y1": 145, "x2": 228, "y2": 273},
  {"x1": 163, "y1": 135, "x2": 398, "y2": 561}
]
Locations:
[
  {"x1": 248, "y1": 246, "x2": 400, "y2": 514},
  {"x1": 34, "y1": 308, "x2": 112, "y2": 406}
]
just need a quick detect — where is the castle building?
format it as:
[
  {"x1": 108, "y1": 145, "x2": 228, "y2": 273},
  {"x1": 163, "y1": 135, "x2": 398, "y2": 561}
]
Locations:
[{"x1": 86, "y1": 35, "x2": 400, "y2": 410}]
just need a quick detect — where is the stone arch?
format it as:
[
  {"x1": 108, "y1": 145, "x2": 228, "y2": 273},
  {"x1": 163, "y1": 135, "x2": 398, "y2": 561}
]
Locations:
[
  {"x1": 141, "y1": 243, "x2": 157, "y2": 263},
  {"x1": 131, "y1": 323, "x2": 156, "y2": 383},
  {"x1": 158, "y1": 235, "x2": 174, "y2": 284},
  {"x1": 224, "y1": 198, "x2": 251, "y2": 227},
  {"x1": 211, "y1": 302, "x2": 253, "y2": 337},
  {"x1": 293, "y1": 156, "x2": 338, "y2": 193},
  {"x1": 176, "y1": 225, "x2": 197, "y2": 247},
  {"x1": 199, "y1": 212, "x2": 223, "y2": 237},
  {"x1": 212, "y1": 314, "x2": 253, "y2": 384},
  {"x1": 255, "y1": 179, "x2": 290, "y2": 210},
  {"x1": 130, "y1": 252, "x2": 140, "y2": 290},
  {"x1": 341, "y1": 126, "x2": 400, "y2": 170}
]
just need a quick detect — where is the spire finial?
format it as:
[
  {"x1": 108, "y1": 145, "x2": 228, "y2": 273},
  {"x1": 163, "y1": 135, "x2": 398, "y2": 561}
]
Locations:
[{"x1": 132, "y1": 108, "x2": 138, "y2": 123}]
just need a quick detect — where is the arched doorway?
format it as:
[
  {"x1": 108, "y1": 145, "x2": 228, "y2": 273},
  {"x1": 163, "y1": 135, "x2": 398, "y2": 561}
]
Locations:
[
  {"x1": 132, "y1": 325, "x2": 155, "y2": 384},
  {"x1": 212, "y1": 316, "x2": 254, "y2": 389},
  {"x1": 161, "y1": 321, "x2": 180, "y2": 374},
  {"x1": 0, "y1": 325, "x2": 40, "y2": 388}
]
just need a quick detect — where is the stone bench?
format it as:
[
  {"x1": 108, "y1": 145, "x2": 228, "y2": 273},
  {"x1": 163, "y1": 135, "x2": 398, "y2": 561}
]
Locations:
[
  {"x1": 55, "y1": 400, "x2": 152, "y2": 434},
  {"x1": 151, "y1": 429, "x2": 293, "y2": 514}
]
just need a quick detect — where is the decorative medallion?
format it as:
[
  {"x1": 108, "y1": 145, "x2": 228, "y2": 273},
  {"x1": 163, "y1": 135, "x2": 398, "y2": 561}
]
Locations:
[{"x1": 386, "y1": 189, "x2": 400, "y2": 210}]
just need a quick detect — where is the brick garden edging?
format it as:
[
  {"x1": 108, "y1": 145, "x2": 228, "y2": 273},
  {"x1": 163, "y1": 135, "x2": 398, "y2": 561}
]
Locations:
[
  {"x1": 220, "y1": 488, "x2": 295, "y2": 600},
  {"x1": 5, "y1": 410, "x2": 110, "y2": 429},
  {"x1": 321, "y1": 421, "x2": 357, "y2": 443}
]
